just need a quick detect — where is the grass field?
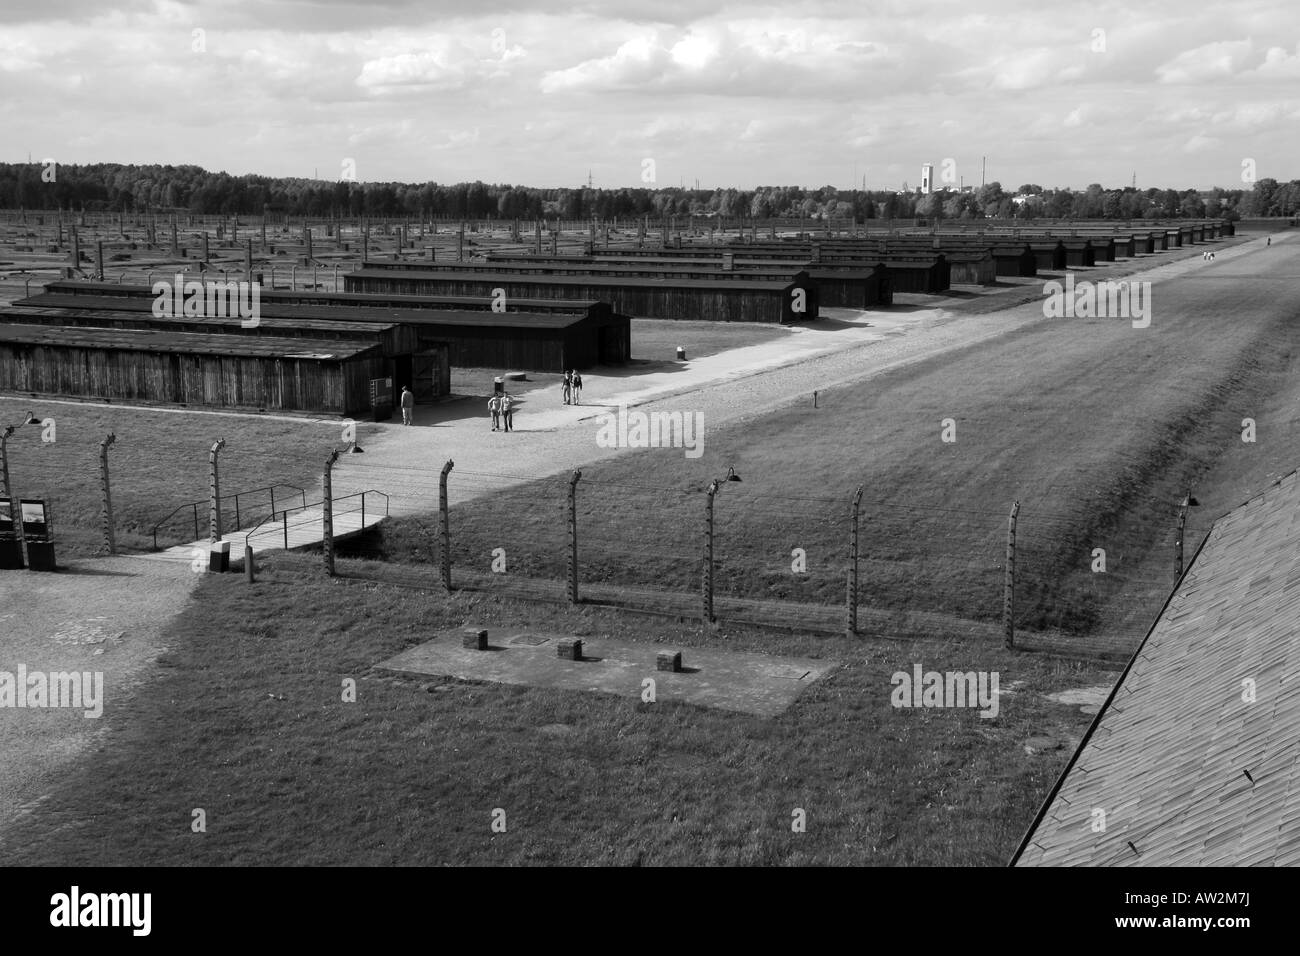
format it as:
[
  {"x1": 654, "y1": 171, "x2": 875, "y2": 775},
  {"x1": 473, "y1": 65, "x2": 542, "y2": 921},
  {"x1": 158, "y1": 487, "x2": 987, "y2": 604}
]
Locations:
[
  {"x1": 369, "y1": 268, "x2": 1300, "y2": 648},
  {"x1": 0, "y1": 398, "x2": 342, "y2": 554},
  {"x1": 3, "y1": 553, "x2": 1112, "y2": 866}
]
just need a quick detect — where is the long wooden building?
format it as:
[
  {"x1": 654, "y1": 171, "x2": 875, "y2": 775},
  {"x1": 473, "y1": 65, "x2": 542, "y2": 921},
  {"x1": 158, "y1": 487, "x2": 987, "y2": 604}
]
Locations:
[
  {"x1": 0, "y1": 323, "x2": 387, "y2": 414},
  {"x1": 344, "y1": 267, "x2": 815, "y2": 323},
  {"x1": 16, "y1": 281, "x2": 628, "y2": 375}
]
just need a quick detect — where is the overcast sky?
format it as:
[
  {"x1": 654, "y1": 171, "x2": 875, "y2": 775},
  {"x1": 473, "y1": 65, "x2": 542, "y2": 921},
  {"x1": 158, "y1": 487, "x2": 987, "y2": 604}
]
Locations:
[{"x1": 1, "y1": 0, "x2": 1297, "y2": 190}]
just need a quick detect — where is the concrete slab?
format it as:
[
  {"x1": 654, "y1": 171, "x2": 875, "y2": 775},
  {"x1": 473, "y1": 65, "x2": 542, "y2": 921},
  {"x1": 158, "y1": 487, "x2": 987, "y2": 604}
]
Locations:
[{"x1": 377, "y1": 629, "x2": 839, "y2": 717}]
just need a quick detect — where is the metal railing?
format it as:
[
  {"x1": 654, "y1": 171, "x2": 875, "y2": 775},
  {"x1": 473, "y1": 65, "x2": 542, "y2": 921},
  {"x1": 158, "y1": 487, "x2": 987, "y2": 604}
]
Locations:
[
  {"x1": 150, "y1": 483, "x2": 307, "y2": 550},
  {"x1": 243, "y1": 490, "x2": 389, "y2": 552}
]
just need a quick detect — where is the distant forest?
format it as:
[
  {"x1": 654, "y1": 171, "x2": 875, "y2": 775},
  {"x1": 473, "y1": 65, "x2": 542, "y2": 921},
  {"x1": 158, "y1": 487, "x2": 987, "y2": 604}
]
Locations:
[{"x1": 2, "y1": 162, "x2": 1298, "y2": 222}]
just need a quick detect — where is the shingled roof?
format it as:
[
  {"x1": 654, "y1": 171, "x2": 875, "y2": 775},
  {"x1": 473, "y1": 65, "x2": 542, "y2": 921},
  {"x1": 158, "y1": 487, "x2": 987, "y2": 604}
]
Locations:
[{"x1": 1012, "y1": 469, "x2": 1300, "y2": 866}]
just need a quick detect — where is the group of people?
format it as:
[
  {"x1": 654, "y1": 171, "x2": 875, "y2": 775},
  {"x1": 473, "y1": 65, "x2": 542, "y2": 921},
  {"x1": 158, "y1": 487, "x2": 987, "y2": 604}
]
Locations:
[
  {"x1": 562, "y1": 370, "x2": 583, "y2": 405},
  {"x1": 404, "y1": 369, "x2": 589, "y2": 433},
  {"x1": 488, "y1": 393, "x2": 515, "y2": 432},
  {"x1": 1202, "y1": 251, "x2": 1217, "y2": 261}
]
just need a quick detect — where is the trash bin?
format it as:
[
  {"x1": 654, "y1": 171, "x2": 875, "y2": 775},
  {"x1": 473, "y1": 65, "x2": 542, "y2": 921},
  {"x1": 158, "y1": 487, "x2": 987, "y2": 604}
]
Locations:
[
  {"x1": 676, "y1": 346, "x2": 686, "y2": 361},
  {"x1": 0, "y1": 499, "x2": 21, "y2": 569},
  {"x1": 0, "y1": 537, "x2": 24, "y2": 569},
  {"x1": 26, "y1": 540, "x2": 56, "y2": 572},
  {"x1": 494, "y1": 376, "x2": 504, "y2": 395}
]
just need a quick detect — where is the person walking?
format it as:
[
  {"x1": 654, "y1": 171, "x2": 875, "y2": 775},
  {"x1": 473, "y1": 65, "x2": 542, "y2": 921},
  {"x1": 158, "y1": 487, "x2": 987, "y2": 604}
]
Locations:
[
  {"x1": 400, "y1": 386, "x2": 414, "y2": 426},
  {"x1": 501, "y1": 393, "x2": 514, "y2": 432},
  {"x1": 571, "y1": 370, "x2": 582, "y2": 405},
  {"x1": 488, "y1": 394, "x2": 501, "y2": 431},
  {"x1": 562, "y1": 370, "x2": 572, "y2": 405}
]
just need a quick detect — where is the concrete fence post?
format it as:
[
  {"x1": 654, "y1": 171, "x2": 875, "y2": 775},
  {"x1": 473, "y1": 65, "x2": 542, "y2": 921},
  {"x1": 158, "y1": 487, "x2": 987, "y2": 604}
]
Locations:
[
  {"x1": 567, "y1": 469, "x2": 581, "y2": 603},
  {"x1": 847, "y1": 484, "x2": 863, "y2": 637},
  {"x1": 1004, "y1": 501, "x2": 1020, "y2": 649},
  {"x1": 703, "y1": 479, "x2": 718, "y2": 624},
  {"x1": 209, "y1": 438, "x2": 226, "y2": 543},
  {"x1": 323, "y1": 448, "x2": 339, "y2": 577},
  {"x1": 1175, "y1": 494, "x2": 1193, "y2": 580},
  {"x1": 439, "y1": 459, "x2": 454, "y2": 591},
  {"x1": 99, "y1": 432, "x2": 116, "y2": 554}
]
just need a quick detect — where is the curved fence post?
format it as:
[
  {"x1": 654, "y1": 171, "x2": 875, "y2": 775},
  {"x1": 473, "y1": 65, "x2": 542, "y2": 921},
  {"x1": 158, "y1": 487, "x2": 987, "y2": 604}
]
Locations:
[
  {"x1": 99, "y1": 433, "x2": 117, "y2": 554},
  {"x1": 846, "y1": 484, "x2": 863, "y2": 637},
  {"x1": 703, "y1": 479, "x2": 718, "y2": 624},
  {"x1": 1004, "y1": 501, "x2": 1020, "y2": 649},
  {"x1": 209, "y1": 438, "x2": 226, "y2": 542},
  {"x1": 439, "y1": 460, "x2": 455, "y2": 591},
  {"x1": 323, "y1": 448, "x2": 340, "y2": 577},
  {"x1": 567, "y1": 469, "x2": 581, "y2": 603}
]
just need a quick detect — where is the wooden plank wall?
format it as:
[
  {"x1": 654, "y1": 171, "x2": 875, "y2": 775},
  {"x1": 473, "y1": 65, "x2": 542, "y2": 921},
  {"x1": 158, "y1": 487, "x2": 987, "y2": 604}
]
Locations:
[
  {"x1": 349, "y1": 274, "x2": 795, "y2": 323},
  {"x1": 0, "y1": 342, "x2": 381, "y2": 414}
]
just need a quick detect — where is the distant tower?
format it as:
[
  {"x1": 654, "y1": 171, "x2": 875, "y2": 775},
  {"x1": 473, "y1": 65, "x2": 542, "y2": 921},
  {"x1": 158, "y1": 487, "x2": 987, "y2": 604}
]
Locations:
[{"x1": 921, "y1": 164, "x2": 934, "y2": 195}]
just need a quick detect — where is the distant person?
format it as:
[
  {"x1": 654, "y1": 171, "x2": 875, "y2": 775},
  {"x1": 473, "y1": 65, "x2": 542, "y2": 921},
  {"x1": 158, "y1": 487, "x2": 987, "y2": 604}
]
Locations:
[
  {"x1": 501, "y1": 393, "x2": 515, "y2": 432},
  {"x1": 400, "y1": 386, "x2": 414, "y2": 426},
  {"x1": 1267, "y1": 237, "x2": 1272, "y2": 246},
  {"x1": 572, "y1": 370, "x2": 583, "y2": 404},
  {"x1": 562, "y1": 370, "x2": 572, "y2": 405},
  {"x1": 488, "y1": 394, "x2": 501, "y2": 431}
]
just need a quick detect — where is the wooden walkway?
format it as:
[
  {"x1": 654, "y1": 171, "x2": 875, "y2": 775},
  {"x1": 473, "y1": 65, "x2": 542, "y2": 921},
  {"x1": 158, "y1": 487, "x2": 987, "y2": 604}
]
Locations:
[{"x1": 140, "y1": 499, "x2": 388, "y2": 566}]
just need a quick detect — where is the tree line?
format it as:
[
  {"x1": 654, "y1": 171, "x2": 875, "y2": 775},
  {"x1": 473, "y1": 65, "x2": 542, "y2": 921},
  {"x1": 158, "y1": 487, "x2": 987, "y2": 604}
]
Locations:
[{"x1": 1, "y1": 162, "x2": 1296, "y2": 222}]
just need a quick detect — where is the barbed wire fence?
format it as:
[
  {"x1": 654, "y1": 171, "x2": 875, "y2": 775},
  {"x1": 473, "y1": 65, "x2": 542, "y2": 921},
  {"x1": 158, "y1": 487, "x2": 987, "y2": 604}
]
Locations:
[
  {"x1": 1, "y1": 427, "x2": 1218, "y2": 659},
  {"x1": 312, "y1": 459, "x2": 1210, "y2": 658}
]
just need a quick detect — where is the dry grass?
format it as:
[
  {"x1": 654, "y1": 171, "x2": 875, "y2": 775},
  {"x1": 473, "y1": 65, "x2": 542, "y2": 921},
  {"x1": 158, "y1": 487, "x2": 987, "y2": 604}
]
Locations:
[{"x1": 0, "y1": 397, "x2": 341, "y2": 554}]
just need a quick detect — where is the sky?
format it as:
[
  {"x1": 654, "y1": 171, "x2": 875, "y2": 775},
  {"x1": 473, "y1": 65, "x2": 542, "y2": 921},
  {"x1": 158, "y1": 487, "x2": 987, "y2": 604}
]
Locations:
[{"x1": 1, "y1": 0, "x2": 1297, "y2": 191}]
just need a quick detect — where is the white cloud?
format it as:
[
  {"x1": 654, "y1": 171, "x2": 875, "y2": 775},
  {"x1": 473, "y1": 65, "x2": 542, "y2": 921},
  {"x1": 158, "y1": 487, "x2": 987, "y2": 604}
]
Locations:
[{"x1": 1155, "y1": 39, "x2": 1254, "y2": 84}]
